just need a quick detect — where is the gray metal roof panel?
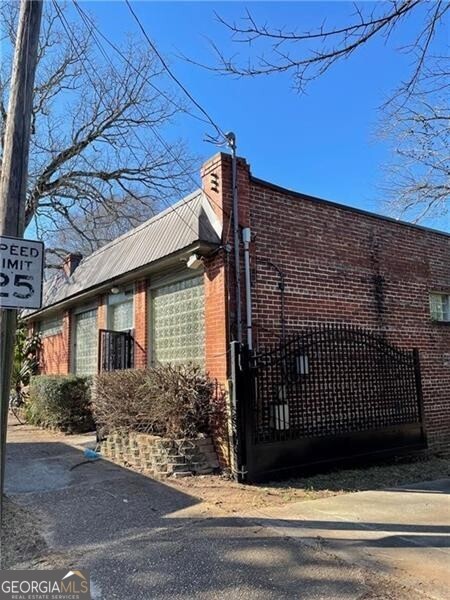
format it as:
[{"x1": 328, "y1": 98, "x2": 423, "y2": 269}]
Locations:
[{"x1": 27, "y1": 190, "x2": 221, "y2": 316}]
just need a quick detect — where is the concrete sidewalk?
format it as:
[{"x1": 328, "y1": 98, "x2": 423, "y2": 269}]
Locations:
[
  {"x1": 5, "y1": 420, "x2": 448, "y2": 599},
  {"x1": 250, "y1": 480, "x2": 450, "y2": 600}
]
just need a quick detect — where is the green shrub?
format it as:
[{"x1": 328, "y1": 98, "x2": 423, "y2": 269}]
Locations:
[
  {"x1": 92, "y1": 364, "x2": 223, "y2": 439},
  {"x1": 11, "y1": 317, "x2": 41, "y2": 407},
  {"x1": 27, "y1": 375, "x2": 94, "y2": 433}
]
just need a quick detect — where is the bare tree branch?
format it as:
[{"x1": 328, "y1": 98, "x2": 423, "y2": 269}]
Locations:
[
  {"x1": 0, "y1": 1, "x2": 196, "y2": 260},
  {"x1": 209, "y1": 1, "x2": 448, "y2": 97},
  {"x1": 206, "y1": 1, "x2": 449, "y2": 222},
  {"x1": 380, "y1": 57, "x2": 449, "y2": 222}
]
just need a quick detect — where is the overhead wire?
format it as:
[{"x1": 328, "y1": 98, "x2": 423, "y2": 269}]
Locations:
[
  {"x1": 72, "y1": 0, "x2": 210, "y2": 128},
  {"x1": 70, "y1": 0, "x2": 214, "y2": 232},
  {"x1": 72, "y1": 0, "x2": 233, "y2": 230},
  {"x1": 124, "y1": 0, "x2": 226, "y2": 142},
  {"x1": 52, "y1": 0, "x2": 201, "y2": 239}
]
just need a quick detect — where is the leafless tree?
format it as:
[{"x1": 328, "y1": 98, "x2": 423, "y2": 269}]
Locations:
[
  {"x1": 0, "y1": 1, "x2": 195, "y2": 261},
  {"x1": 380, "y1": 56, "x2": 449, "y2": 222},
  {"x1": 206, "y1": 1, "x2": 449, "y2": 221}
]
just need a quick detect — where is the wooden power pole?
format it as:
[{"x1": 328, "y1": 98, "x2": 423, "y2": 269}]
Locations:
[{"x1": 0, "y1": 0, "x2": 43, "y2": 513}]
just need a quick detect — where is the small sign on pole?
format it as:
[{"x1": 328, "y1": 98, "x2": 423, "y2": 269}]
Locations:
[{"x1": 0, "y1": 235, "x2": 44, "y2": 310}]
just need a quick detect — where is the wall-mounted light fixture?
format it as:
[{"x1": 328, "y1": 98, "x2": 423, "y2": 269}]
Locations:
[
  {"x1": 186, "y1": 254, "x2": 203, "y2": 270},
  {"x1": 296, "y1": 354, "x2": 309, "y2": 376},
  {"x1": 270, "y1": 385, "x2": 290, "y2": 431},
  {"x1": 110, "y1": 286, "x2": 121, "y2": 295}
]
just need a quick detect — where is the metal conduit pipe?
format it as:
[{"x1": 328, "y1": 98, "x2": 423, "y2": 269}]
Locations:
[
  {"x1": 242, "y1": 227, "x2": 253, "y2": 350},
  {"x1": 226, "y1": 132, "x2": 242, "y2": 343}
]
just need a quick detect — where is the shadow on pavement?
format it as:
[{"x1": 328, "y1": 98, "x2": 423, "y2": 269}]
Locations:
[
  {"x1": 6, "y1": 432, "x2": 447, "y2": 599},
  {"x1": 4, "y1": 437, "x2": 369, "y2": 599}
]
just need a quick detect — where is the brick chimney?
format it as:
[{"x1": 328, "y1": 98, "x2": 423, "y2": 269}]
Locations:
[
  {"x1": 62, "y1": 252, "x2": 82, "y2": 277},
  {"x1": 201, "y1": 152, "x2": 251, "y2": 395},
  {"x1": 200, "y1": 152, "x2": 251, "y2": 233}
]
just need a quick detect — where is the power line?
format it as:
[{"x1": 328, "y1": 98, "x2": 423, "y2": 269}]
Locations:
[
  {"x1": 72, "y1": 0, "x2": 210, "y2": 128},
  {"x1": 71, "y1": 0, "x2": 231, "y2": 227},
  {"x1": 124, "y1": 0, "x2": 226, "y2": 142},
  {"x1": 69, "y1": 0, "x2": 216, "y2": 230},
  {"x1": 51, "y1": 0, "x2": 201, "y2": 240},
  {"x1": 73, "y1": 0, "x2": 232, "y2": 225}
]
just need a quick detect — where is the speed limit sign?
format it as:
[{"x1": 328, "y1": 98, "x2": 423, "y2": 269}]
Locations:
[{"x1": 0, "y1": 235, "x2": 44, "y2": 309}]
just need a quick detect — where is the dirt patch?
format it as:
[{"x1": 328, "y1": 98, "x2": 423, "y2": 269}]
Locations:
[
  {"x1": 0, "y1": 497, "x2": 48, "y2": 568},
  {"x1": 1, "y1": 497, "x2": 75, "y2": 570},
  {"x1": 274, "y1": 454, "x2": 450, "y2": 493},
  {"x1": 167, "y1": 474, "x2": 335, "y2": 512},
  {"x1": 169, "y1": 455, "x2": 450, "y2": 513},
  {"x1": 331, "y1": 550, "x2": 433, "y2": 600}
]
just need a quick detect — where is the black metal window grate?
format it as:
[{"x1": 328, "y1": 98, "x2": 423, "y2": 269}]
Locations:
[{"x1": 98, "y1": 329, "x2": 135, "y2": 372}]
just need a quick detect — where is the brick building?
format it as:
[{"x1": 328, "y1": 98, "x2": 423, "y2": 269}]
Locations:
[{"x1": 25, "y1": 153, "x2": 450, "y2": 460}]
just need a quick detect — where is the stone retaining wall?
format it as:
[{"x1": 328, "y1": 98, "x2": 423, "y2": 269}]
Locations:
[{"x1": 100, "y1": 431, "x2": 219, "y2": 478}]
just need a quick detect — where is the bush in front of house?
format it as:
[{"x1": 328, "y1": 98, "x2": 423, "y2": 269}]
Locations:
[
  {"x1": 11, "y1": 318, "x2": 41, "y2": 408},
  {"x1": 27, "y1": 375, "x2": 94, "y2": 433},
  {"x1": 92, "y1": 364, "x2": 221, "y2": 439}
]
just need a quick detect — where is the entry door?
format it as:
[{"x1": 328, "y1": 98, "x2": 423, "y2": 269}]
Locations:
[{"x1": 73, "y1": 308, "x2": 98, "y2": 375}]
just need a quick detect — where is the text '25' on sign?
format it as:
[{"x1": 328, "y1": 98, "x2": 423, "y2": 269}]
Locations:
[{"x1": 0, "y1": 236, "x2": 44, "y2": 310}]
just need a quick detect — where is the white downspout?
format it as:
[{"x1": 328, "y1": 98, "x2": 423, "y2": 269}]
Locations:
[{"x1": 242, "y1": 227, "x2": 253, "y2": 350}]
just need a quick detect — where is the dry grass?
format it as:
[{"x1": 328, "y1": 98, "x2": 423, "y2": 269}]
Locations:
[
  {"x1": 271, "y1": 454, "x2": 450, "y2": 493},
  {"x1": 171, "y1": 455, "x2": 450, "y2": 513}
]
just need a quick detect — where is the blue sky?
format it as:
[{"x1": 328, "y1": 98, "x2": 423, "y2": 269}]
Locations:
[{"x1": 76, "y1": 1, "x2": 449, "y2": 231}]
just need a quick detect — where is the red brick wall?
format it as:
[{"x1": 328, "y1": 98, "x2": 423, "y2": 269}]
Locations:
[
  {"x1": 247, "y1": 177, "x2": 450, "y2": 453},
  {"x1": 39, "y1": 310, "x2": 71, "y2": 375},
  {"x1": 200, "y1": 152, "x2": 448, "y2": 455},
  {"x1": 201, "y1": 153, "x2": 251, "y2": 387},
  {"x1": 30, "y1": 152, "x2": 449, "y2": 458},
  {"x1": 202, "y1": 154, "x2": 230, "y2": 385},
  {"x1": 201, "y1": 154, "x2": 233, "y2": 467},
  {"x1": 203, "y1": 254, "x2": 229, "y2": 384},
  {"x1": 97, "y1": 296, "x2": 107, "y2": 329},
  {"x1": 37, "y1": 281, "x2": 150, "y2": 374},
  {"x1": 134, "y1": 279, "x2": 147, "y2": 369}
]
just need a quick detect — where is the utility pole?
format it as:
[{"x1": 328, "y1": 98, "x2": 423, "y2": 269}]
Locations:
[{"x1": 0, "y1": 0, "x2": 43, "y2": 515}]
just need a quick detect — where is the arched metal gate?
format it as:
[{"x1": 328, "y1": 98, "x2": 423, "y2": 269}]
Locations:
[{"x1": 231, "y1": 324, "x2": 426, "y2": 482}]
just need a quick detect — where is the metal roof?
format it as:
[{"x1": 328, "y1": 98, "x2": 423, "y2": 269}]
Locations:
[{"x1": 27, "y1": 190, "x2": 221, "y2": 316}]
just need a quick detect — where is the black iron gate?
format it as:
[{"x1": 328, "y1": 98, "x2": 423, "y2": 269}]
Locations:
[
  {"x1": 98, "y1": 329, "x2": 135, "y2": 372},
  {"x1": 232, "y1": 324, "x2": 426, "y2": 482}
]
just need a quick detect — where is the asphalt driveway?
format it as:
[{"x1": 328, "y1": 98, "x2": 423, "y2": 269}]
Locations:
[{"x1": 4, "y1": 420, "x2": 449, "y2": 599}]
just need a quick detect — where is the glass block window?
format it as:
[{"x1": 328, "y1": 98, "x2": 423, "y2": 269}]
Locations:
[
  {"x1": 73, "y1": 308, "x2": 98, "y2": 376},
  {"x1": 152, "y1": 276, "x2": 205, "y2": 366},
  {"x1": 39, "y1": 315, "x2": 63, "y2": 338},
  {"x1": 107, "y1": 288, "x2": 134, "y2": 331},
  {"x1": 430, "y1": 293, "x2": 450, "y2": 322}
]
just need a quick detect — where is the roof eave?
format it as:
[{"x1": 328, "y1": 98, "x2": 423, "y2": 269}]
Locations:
[{"x1": 24, "y1": 240, "x2": 218, "y2": 321}]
